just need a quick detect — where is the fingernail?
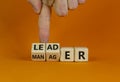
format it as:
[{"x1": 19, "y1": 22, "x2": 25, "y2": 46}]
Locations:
[{"x1": 79, "y1": 0, "x2": 86, "y2": 4}]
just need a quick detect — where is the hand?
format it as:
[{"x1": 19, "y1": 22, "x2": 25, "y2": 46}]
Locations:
[{"x1": 28, "y1": 0, "x2": 86, "y2": 42}]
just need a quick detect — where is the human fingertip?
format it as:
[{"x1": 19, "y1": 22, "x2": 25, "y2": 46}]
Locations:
[
  {"x1": 57, "y1": 10, "x2": 68, "y2": 17},
  {"x1": 78, "y1": 0, "x2": 86, "y2": 4},
  {"x1": 69, "y1": 4, "x2": 78, "y2": 10},
  {"x1": 28, "y1": 0, "x2": 41, "y2": 14},
  {"x1": 33, "y1": 6, "x2": 41, "y2": 14}
]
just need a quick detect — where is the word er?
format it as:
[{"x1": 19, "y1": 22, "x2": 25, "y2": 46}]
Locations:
[{"x1": 31, "y1": 43, "x2": 88, "y2": 62}]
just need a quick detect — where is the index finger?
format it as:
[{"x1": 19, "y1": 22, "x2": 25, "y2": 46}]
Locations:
[{"x1": 38, "y1": 4, "x2": 51, "y2": 43}]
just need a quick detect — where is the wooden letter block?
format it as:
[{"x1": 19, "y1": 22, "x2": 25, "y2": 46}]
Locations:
[
  {"x1": 60, "y1": 47, "x2": 74, "y2": 62},
  {"x1": 46, "y1": 43, "x2": 60, "y2": 61},
  {"x1": 75, "y1": 47, "x2": 88, "y2": 62},
  {"x1": 31, "y1": 43, "x2": 45, "y2": 61}
]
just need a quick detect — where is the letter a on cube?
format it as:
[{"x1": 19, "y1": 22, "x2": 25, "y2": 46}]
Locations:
[
  {"x1": 46, "y1": 43, "x2": 60, "y2": 61},
  {"x1": 31, "y1": 43, "x2": 45, "y2": 61},
  {"x1": 75, "y1": 47, "x2": 88, "y2": 62}
]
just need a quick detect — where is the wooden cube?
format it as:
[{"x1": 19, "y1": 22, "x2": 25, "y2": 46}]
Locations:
[
  {"x1": 60, "y1": 47, "x2": 74, "y2": 62},
  {"x1": 31, "y1": 43, "x2": 45, "y2": 61},
  {"x1": 75, "y1": 47, "x2": 88, "y2": 62},
  {"x1": 46, "y1": 43, "x2": 60, "y2": 61}
]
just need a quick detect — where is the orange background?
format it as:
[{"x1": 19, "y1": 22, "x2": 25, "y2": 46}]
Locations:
[{"x1": 0, "y1": 0, "x2": 120, "y2": 82}]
